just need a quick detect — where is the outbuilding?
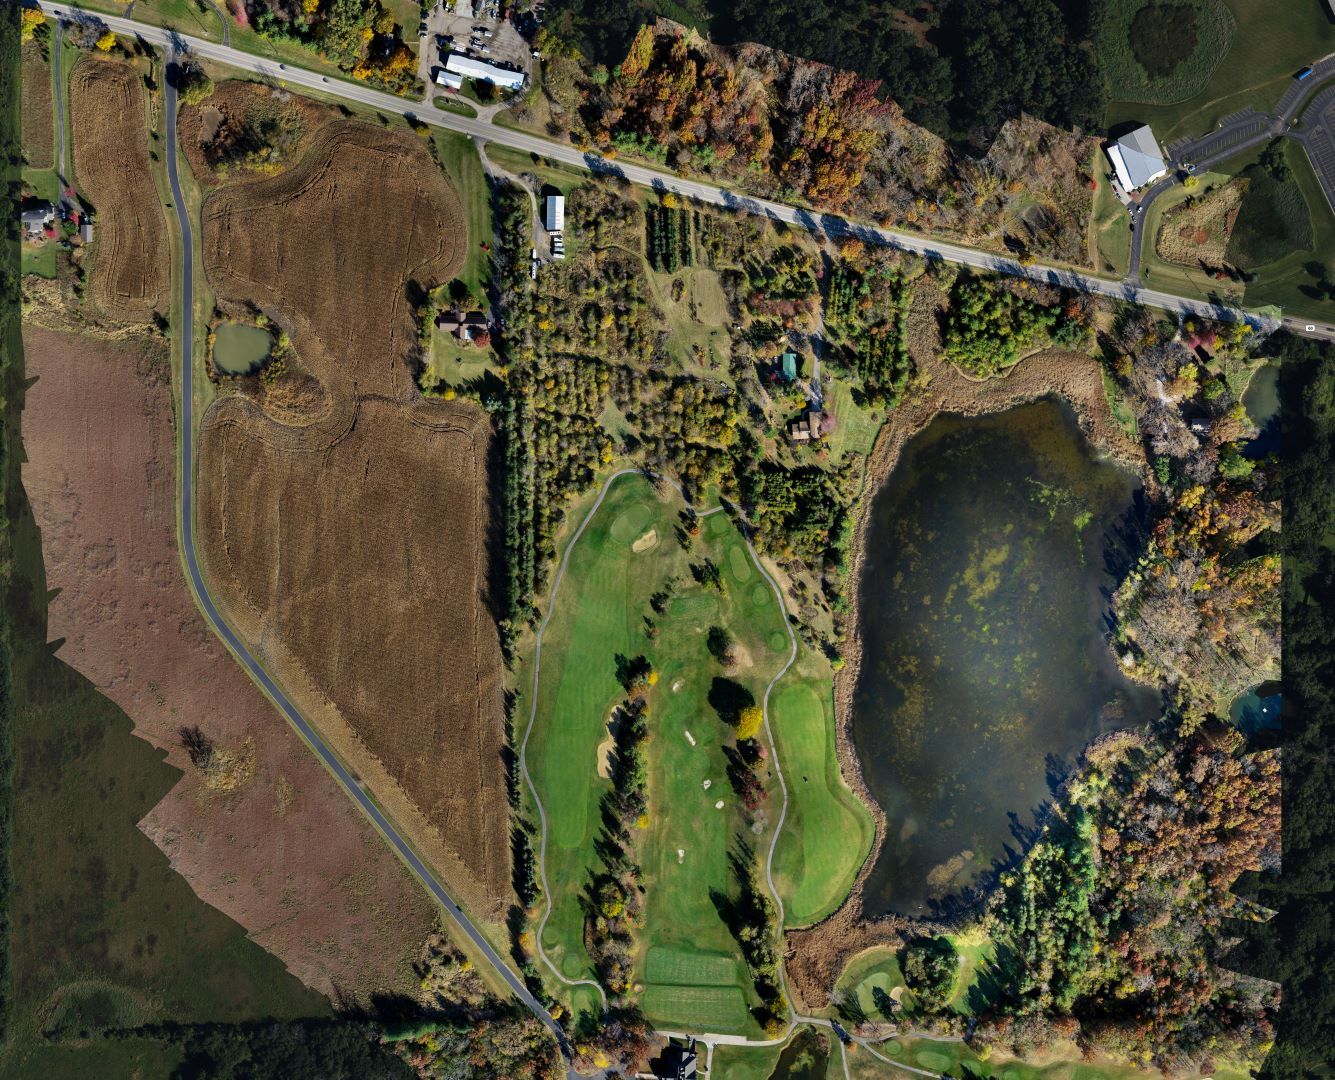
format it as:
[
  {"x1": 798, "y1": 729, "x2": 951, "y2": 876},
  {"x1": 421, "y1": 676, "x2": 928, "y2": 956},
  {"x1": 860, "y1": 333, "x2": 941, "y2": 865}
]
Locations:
[
  {"x1": 442, "y1": 51, "x2": 527, "y2": 92},
  {"x1": 1106, "y1": 125, "x2": 1168, "y2": 191},
  {"x1": 544, "y1": 193, "x2": 565, "y2": 233}
]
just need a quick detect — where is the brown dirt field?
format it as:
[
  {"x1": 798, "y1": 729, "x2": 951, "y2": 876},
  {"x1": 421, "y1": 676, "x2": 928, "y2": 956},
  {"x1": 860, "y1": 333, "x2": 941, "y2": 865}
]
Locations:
[
  {"x1": 195, "y1": 120, "x2": 511, "y2": 918},
  {"x1": 1154, "y1": 181, "x2": 1245, "y2": 267},
  {"x1": 69, "y1": 58, "x2": 168, "y2": 324},
  {"x1": 20, "y1": 324, "x2": 439, "y2": 1002},
  {"x1": 784, "y1": 330, "x2": 1153, "y2": 1011},
  {"x1": 21, "y1": 41, "x2": 54, "y2": 170},
  {"x1": 178, "y1": 80, "x2": 334, "y2": 189}
]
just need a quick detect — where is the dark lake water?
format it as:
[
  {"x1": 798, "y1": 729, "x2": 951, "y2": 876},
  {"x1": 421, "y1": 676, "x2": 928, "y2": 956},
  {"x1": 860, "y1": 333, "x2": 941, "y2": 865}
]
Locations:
[
  {"x1": 1242, "y1": 361, "x2": 1281, "y2": 459},
  {"x1": 852, "y1": 399, "x2": 1161, "y2": 917}
]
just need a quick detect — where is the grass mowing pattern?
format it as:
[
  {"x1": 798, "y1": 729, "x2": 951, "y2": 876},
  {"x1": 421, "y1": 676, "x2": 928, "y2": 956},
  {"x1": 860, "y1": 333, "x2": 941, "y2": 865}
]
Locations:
[
  {"x1": 1094, "y1": 0, "x2": 1234, "y2": 105},
  {"x1": 640, "y1": 983, "x2": 751, "y2": 1032},
  {"x1": 644, "y1": 945, "x2": 739, "y2": 986}
]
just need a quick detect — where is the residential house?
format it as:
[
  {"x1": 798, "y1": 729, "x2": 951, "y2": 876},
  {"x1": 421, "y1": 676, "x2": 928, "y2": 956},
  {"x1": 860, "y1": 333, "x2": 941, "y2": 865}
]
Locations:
[
  {"x1": 779, "y1": 351, "x2": 798, "y2": 382},
  {"x1": 435, "y1": 308, "x2": 489, "y2": 344},
  {"x1": 21, "y1": 201, "x2": 55, "y2": 238},
  {"x1": 788, "y1": 409, "x2": 824, "y2": 443}
]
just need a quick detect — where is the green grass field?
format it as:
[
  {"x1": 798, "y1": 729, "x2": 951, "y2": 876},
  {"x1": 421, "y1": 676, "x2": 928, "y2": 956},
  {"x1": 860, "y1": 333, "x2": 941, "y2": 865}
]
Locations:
[
  {"x1": 524, "y1": 474, "x2": 794, "y2": 1033},
  {"x1": 834, "y1": 948, "x2": 913, "y2": 1023},
  {"x1": 712, "y1": 1039, "x2": 785, "y2": 1080},
  {"x1": 75, "y1": 0, "x2": 225, "y2": 40},
  {"x1": 1104, "y1": 0, "x2": 1335, "y2": 143},
  {"x1": 1087, "y1": 150, "x2": 1132, "y2": 277},
  {"x1": 20, "y1": 242, "x2": 57, "y2": 279},
  {"x1": 433, "y1": 130, "x2": 492, "y2": 303},
  {"x1": 768, "y1": 655, "x2": 874, "y2": 927}
]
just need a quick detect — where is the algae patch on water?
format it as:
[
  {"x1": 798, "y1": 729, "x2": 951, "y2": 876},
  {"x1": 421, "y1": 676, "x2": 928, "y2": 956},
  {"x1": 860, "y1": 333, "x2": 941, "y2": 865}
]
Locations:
[{"x1": 852, "y1": 399, "x2": 1160, "y2": 916}]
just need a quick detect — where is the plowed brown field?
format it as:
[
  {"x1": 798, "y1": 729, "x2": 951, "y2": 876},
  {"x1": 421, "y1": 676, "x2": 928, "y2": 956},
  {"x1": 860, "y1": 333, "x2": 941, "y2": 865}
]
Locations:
[
  {"x1": 21, "y1": 41, "x2": 53, "y2": 170},
  {"x1": 20, "y1": 325, "x2": 438, "y2": 1001},
  {"x1": 70, "y1": 58, "x2": 168, "y2": 323},
  {"x1": 195, "y1": 120, "x2": 510, "y2": 916}
]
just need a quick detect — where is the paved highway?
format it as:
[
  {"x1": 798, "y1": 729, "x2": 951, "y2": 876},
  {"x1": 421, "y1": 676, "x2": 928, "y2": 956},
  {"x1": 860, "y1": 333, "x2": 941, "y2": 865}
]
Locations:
[
  {"x1": 42, "y1": 1, "x2": 1323, "y2": 339},
  {"x1": 158, "y1": 48, "x2": 568, "y2": 1052}
]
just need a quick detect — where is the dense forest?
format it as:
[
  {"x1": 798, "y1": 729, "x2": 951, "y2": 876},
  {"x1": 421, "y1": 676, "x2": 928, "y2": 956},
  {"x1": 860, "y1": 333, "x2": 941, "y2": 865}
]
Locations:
[{"x1": 542, "y1": 0, "x2": 1107, "y2": 149}]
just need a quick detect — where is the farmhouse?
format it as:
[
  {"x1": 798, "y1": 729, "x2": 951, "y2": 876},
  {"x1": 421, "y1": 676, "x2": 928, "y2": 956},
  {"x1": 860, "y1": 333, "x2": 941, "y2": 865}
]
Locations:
[
  {"x1": 21, "y1": 201, "x2": 55, "y2": 237},
  {"x1": 544, "y1": 193, "x2": 565, "y2": 233},
  {"x1": 788, "y1": 409, "x2": 824, "y2": 443},
  {"x1": 1106, "y1": 125, "x2": 1168, "y2": 191},
  {"x1": 439, "y1": 52, "x2": 527, "y2": 92},
  {"x1": 436, "y1": 308, "x2": 489, "y2": 344}
]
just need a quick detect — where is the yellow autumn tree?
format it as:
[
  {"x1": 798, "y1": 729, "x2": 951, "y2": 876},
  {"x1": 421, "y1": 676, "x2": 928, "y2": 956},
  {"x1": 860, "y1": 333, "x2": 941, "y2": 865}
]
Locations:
[
  {"x1": 20, "y1": 8, "x2": 45, "y2": 40},
  {"x1": 738, "y1": 705, "x2": 763, "y2": 740},
  {"x1": 95, "y1": 29, "x2": 117, "y2": 51}
]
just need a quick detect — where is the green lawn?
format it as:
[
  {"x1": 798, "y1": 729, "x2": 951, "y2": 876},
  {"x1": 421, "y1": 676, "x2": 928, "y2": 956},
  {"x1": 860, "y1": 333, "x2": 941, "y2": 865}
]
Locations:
[
  {"x1": 768, "y1": 654, "x2": 874, "y2": 927},
  {"x1": 21, "y1": 242, "x2": 57, "y2": 279},
  {"x1": 75, "y1": 0, "x2": 224, "y2": 40},
  {"x1": 524, "y1": 473, "x2": 793, "y2": 1033},
  {"x1": 1139, "y1": 141, "x2": 1333, "y2": 322},
  {"x1": 712, "y1": 1039, "x2": 785, "y2": 1080},
  {"x1": 1088, "y1": 150, "x2": 1132, "y2": 277},
  {"x1": 433, "y1": 130, "x2": 492, "y2": 303},
  {"x1": 1104, "y1": 0, "x2": 1335, "y2": 144},
  {"x1": 486, "y1": 143, "x2": 588, "y2": 194}
]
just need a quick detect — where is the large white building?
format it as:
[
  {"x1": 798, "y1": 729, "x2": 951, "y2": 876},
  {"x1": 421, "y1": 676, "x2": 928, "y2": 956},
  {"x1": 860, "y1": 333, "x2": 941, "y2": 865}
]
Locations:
[
  {"x1": 544, "y1": 194, "x2": 565, "y2": 233},
  {"x1": 439, "y1": 52, "x2": 527, "y2": 92},
  {"x1": 1106, "y1": 125, "x2": 1168, "y2": 191}
]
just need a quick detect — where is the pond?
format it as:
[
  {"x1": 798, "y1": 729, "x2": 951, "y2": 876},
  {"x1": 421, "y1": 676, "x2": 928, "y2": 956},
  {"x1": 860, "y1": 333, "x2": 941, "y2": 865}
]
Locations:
[
  {"x1": 213, "y1": 321, "x2": 273, "y2": 375},
  {"x1": 1230, "y1": 683, "x2": 1282, "y2": 737},
  {"x1": 1242, "y1": 361, "x2": 1280, "y2": 459},
  {"x1": 851, "y1": 399, "x2": 1161, "y2": 917}
]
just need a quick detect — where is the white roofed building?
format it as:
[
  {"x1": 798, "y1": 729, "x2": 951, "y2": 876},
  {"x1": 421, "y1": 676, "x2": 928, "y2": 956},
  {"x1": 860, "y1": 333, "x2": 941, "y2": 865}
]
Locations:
[
  {"x1": 442, "y1": 52, "x2": 527, "y2": 91},
  {"x1": 435, "y1": 69, "x2": 464, "y2": 90},
  {"x1": 544, "y1": 194, "x2": 565, "y2": 233},
  {"x1": 1106, "y1": 125, "x2": 1168, "y2": 191}
]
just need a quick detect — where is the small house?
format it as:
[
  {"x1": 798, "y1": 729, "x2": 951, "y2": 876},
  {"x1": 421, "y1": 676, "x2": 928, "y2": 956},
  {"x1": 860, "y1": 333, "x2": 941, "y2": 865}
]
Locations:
[
  {"x1": 780, "y1": 351, "x2": 798, "y2": 382},
  {"x1": 435, "y1": 309, "x2": 489, "y2": 344},
  {"x1": 21, "y1": 201, "x2": 55, "y2": 237},
  {"x1": 79, "y1": 219, "x2": 94, "y2": 244}
]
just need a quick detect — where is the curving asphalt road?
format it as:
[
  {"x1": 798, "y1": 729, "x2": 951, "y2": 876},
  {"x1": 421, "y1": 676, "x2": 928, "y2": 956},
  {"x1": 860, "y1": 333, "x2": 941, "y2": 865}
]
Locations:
[
  {"x1": 159, "y1": 50, "x2": 568, "y2": 1053},
  {"x1": 40, "y1": 1, "x2": 1318, "y2": 341},
  {"x1": 1131, "y1": 57, "x2": 1335, "y2": 287}
]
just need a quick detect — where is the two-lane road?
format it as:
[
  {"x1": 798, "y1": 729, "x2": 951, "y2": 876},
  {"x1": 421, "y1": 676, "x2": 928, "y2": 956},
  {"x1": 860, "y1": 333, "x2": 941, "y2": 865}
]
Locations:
[
  {"x1": 43, "y1": 2, "x2": 1327, "y2": 339},
  {"x1": 158, "y1": 51, "x2": 568, "y2": 1053}
]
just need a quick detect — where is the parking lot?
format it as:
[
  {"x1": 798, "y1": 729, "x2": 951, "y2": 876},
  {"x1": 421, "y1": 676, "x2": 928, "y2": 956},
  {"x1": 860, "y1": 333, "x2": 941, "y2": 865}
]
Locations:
[{"x1": 419, "y1": 0, "x2": 532, "y2": 92}]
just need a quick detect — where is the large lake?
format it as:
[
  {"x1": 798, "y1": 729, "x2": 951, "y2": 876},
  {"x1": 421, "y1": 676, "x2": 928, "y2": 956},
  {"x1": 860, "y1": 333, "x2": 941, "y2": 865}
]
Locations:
[{"x1": 852, "y1": 399, "x2": 1160, "y2": 917}]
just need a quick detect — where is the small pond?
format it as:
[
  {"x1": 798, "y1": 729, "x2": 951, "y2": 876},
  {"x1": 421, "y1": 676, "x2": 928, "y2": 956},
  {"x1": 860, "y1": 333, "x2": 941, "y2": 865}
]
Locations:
[
  {"x1": 852, "y1": 399, "x2": 1161, "y2": 917},
  {"x1": 213, "y1": 321, "x2": 273, "y2": 375},
  {"x1": 1230, "y1": 683, "x2": 1282, "y2": 737},
  {"x1": 1242, "y1": 361, "x2": 1280, "y2": 459}
]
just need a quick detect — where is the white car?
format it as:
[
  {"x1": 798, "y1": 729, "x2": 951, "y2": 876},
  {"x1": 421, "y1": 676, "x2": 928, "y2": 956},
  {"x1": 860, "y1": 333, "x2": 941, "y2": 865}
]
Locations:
[{"x1": 1306, "y1": 324, "x2": 1317, "y2": 332}]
